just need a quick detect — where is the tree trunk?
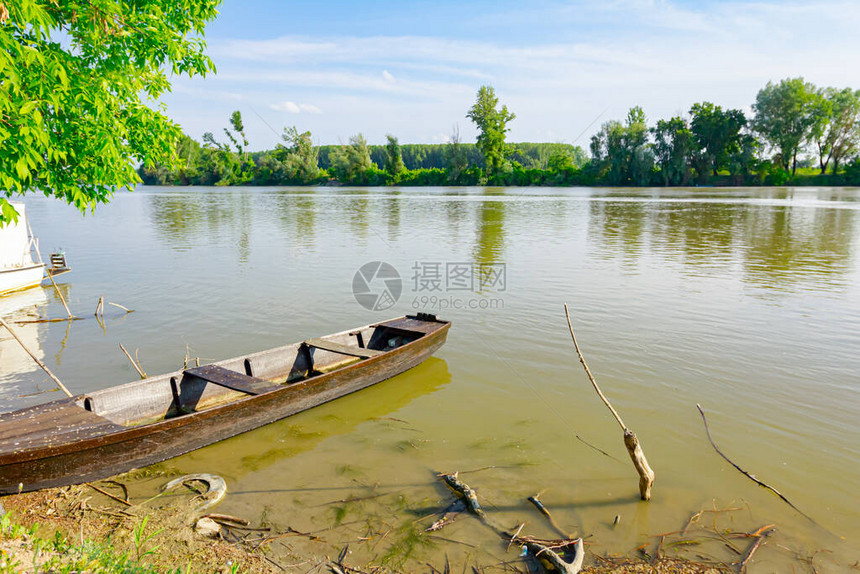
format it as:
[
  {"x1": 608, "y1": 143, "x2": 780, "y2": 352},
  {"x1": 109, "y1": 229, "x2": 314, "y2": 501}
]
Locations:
[{"x1": 792, "y1": 152, "x2": 797, "y2": 176}]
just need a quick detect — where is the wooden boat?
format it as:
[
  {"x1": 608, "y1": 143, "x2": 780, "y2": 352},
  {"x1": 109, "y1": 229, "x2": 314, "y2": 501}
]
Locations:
[
  {"x1": 0, "y1": 202, "x2": 70, "y2": 296},
  {"x1": 0, "y1": 314, "x2": 449, "y2": 494}
]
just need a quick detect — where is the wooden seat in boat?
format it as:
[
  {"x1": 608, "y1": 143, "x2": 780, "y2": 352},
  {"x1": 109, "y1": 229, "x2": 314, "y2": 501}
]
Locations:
[
  {"x1": 183, "y1": 365, "x2": 282, "y2": 396},
  {"x1": 304, "y1": 338, "x2": 384, "y2": 359}
]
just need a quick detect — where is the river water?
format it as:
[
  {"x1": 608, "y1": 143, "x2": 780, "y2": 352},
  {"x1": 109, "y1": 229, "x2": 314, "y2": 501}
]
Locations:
[{"x1": 2, "y1": 186, "x2": 859, "y2": 571}]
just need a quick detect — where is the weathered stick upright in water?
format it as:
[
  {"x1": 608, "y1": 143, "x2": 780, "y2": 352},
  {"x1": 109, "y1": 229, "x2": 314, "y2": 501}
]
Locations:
[{"x1": 563, "y1": 304, "x2": 655, "y2": 500}]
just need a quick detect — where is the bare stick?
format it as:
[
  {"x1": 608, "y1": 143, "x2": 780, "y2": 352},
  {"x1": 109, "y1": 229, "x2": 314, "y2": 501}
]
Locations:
[
  {"x1": 119, "y1": 343, "x2": 146, "y2": 379},
  {"x1": 527, "y1": 495, "x2": 572, "y2": 539},
  {"x1": 107, "y1": 301, "x2": 134, "y2": 313},
  {"x1": 94, "y1": 295, "x2": 104, "y2": 318},
  {"x1": 86, "y1": 482, "x2": 132, "y2": 507},
  {"x1": 45, "y1": 271, "x2": 73, "y2": 319},
  {"x1": 0, "y1": 317, "x2": 73, "y2": 397},
  {"x1": 564, "y1": 303, "x2": 655, "y2": 500},
  {"x1": 697, "y1": 404, "x2": 819, "y2": 526},
  {"x1": 737, "y1": 526, "x2": 774, "y2": 573},
  {"x1": 564, "y1": 304, "x2": 625, "y2": 430}
]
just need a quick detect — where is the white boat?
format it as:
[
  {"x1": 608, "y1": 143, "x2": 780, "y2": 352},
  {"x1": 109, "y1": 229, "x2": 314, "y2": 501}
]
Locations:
[{"x1": 0, "y1": 203, "x2": 68, "y2": 296}]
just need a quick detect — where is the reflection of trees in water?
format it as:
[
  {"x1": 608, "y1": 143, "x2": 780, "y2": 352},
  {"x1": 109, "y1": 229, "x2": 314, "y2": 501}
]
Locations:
[
  {"x1": 473, "y1": 199, "x2": 506, "y2": 267},
  {"x1": 588, "y1": 201, "x2": 648, "y2": 265},
  {"x1": 148, "y1": 192, "x2": 254, "y2": 263},
  {"x1": 742, "y1": 206, "x2": 855, "y2": 289},
  {"x1": 588, "y1": 197, "x2": 857, "y2": 290},
  {"x1": 383, "y1": 190, "x2": 401, "y2": 243}
]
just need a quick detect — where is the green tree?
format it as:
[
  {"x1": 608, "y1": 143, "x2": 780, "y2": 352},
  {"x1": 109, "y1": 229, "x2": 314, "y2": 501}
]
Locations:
[
  {"x1": 384, "y1": 134, "x2": 405, "y2": 176},
  {"x1": 466, "y1": 85, "x2": 516, "y2": 177},
  {"x1": 590, "y1": 107, "x2": 653, "y2": 185},
  {"x1": 331, "y1": 134, "x2": 373, "y2": 183},
  {"x1": 444, "y1": 126, "x2": 469, "y2": 183},
  {"x1": 809, "y1": 87, "x2": 860, "y2": 174},
  {"x1": 201, "y1": 111, "x2": 253, "y2": 185},
  {"x1": 752, "y1": 78, "x2": 817, "y2": 176},
  {"x1": 652, "y1": 116, "x2": 693, "y2": 186},
  {"x1": 689, "y1": 102, "x2": 746, "y2": 177},
  {"x1": 276, "y1": 126, "x2": 319, "y2": 183},
  {"x1": 0, "y1": 0, "x2": 219, "y2": 223}
]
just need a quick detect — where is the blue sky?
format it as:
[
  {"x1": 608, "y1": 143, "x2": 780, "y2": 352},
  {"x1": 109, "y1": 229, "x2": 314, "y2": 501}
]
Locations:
[{"x1": 161, "y1": 0, "x2": 860, "y2": 150}]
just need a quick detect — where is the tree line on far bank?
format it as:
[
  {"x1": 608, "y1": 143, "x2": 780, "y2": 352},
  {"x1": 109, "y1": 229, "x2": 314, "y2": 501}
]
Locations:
[{"x1": 140, "y1": 78, "x2": 860, "y2": 188}]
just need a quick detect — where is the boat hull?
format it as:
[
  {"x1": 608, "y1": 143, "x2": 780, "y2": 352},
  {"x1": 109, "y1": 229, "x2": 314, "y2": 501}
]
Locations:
[
  {"x1": 0, "y1": 316, "x2": 449, "y2": 494},
  {"x1": 0, "y1": 264, "x2": 44, "y2": 296}
]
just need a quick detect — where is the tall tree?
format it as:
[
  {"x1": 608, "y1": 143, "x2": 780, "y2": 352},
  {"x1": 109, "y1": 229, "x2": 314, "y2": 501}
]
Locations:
[
  {"x1": 590, "y1": 107, "x2": 653, "y2": 185},
  {"x1": 331, "y1": 134, "x2": 373, "y2": 183},
  {"x1": 652, "y1": 116, "x2": 693, "y2": 186},
  {"x1": 444, "y1": 125, "x2": 469, "y2": 183},
  {"x1": 0, "y1": 0, "x2": 219, "y2": 223},
  {"x1": 466, "y1": 85, "x2": 516, "y2": 177},
  {"x1": 276, "y1": 126, "x2": 319, "y2": 183},
  {"x1": 752, "y1": 78, "x2": 817, "y2": 175},
  {"x1": 384, "y1": 134, "x2": 405, "y2": 175},
  {"x1": 809, "y1": 87, "x2": 860, "y2": 175},
  {"x1": 689, "y1": 102, "x2": 746, "y2": 177}
]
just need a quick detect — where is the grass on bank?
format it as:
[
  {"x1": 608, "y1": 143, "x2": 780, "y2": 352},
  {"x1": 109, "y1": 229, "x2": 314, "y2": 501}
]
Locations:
[{"x1": 0, "y1": 511, "x2": 232, "y2": 574}]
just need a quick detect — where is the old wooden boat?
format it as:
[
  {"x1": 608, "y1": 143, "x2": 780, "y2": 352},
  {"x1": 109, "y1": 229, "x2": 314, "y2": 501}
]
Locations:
[{"x1": 0, "y1": 314, "x2": 449, "y2": 494}]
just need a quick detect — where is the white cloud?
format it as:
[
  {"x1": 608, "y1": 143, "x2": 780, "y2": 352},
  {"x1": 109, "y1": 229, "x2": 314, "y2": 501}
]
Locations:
[
  {"x1": 382, "y1": 70, "x2": 395, "y2": 83},
  {"x1": 269, "y1": 101, "x2": 322, "y2": 114}
]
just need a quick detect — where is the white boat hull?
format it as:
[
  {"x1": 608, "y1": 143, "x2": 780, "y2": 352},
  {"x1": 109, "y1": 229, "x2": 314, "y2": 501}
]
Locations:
[{"x1": 0, "y1": 264, "x2": 45, "y2": 296}]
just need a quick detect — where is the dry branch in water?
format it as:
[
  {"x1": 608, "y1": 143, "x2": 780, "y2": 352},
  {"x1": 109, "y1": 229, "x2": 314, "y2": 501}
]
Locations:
[
  {"x1": 696, "y1": 404, "x2": 819, "y2": 527},
  {"x1": 108, "y1": 301, "x2": 134, "y2": 313},
  {"x1": 439, "y1": 472, "x2": 584, "y2": 574},
  {"x1": 119, "y1": 343, "x2": 147, "y2": 379},
  {"x1": 563, "y1": 303, "x2": 655, "y2": 500},
  {"x1": 0, "y1": 316, "x2": 73, "y2": 397},
  {"x1": 46, "y1": 271, "x2": 74, "y2": 319}
]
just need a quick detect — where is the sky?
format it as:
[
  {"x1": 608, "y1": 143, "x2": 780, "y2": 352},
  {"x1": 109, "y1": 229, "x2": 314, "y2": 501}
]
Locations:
[{"x1": 160, "y1": 0, "x2": 860, "y2": 151}]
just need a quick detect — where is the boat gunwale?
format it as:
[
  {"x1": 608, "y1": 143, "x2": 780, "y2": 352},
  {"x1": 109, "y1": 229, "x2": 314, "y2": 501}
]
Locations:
[{"x1": 0, "y1": 316, "x2": 450, "y2": 465}]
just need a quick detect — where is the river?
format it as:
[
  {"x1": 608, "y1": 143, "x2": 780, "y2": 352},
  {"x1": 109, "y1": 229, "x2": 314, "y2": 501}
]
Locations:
[{"x1": 2, "y1": 186, "x2": 859, "y2": 571}]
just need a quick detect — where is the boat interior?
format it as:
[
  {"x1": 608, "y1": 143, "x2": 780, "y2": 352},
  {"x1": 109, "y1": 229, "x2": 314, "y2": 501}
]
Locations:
[{"x1": 74, "y1": 318, "x2": 434, "y2": 428}]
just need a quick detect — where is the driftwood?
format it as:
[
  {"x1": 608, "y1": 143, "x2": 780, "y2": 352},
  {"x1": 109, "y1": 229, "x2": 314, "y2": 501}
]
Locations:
[
  {"x1": 696, "y1": 404, "x2": 818, "y2": 526},
  {"x1": 564, "y1": 304, "x2": 655, "y2": 500},
  {"x1": 0, "y1": 316, "x2": 73, "y2": 398},
  {"x1": 440, "y1": 472, "x2": 584, "y2": 574},
  {"x1": 527, "y1": 495, "x2": 571, "y2": 540}
]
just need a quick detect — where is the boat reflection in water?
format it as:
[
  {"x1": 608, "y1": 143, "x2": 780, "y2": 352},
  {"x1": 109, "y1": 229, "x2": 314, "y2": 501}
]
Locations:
[{"x1": 0, "y1": 288, "x2": 48, "y2": 392}]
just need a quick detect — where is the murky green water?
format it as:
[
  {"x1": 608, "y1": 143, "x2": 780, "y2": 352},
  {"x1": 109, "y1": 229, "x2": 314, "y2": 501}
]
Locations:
[{"x1": 2, "y1": 187, "x2": 859, "y2": 570}]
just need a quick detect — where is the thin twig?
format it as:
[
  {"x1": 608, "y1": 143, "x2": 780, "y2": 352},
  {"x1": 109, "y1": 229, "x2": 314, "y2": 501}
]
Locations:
[
  {"x1": 575, "y1": 435, "x2": 622, "y2": 462},
  {"x1": 0, "y1": 317, "x2": 73, "y2": 397},
  {"x1": 86, "y1": 482, "x2": 132, "y2": 507},
  {"x1": 119, "y1": 343, "x2": 146, "y2": 379},
  {"x1": 95, "y1": 295, "x2": 104, "y2": 318},
  {"x1": 563, "y1": 304, "x2": 625, "y2": 431},
  {"x1": 46, "y1": 271, "x2": 73, "y2": 319},
  {"x1": 107, "y1": 301, "x2": 134, "y2": 313},
  {"x1": 697, "y1": 404, "x2": 819, "y2": 526}
]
